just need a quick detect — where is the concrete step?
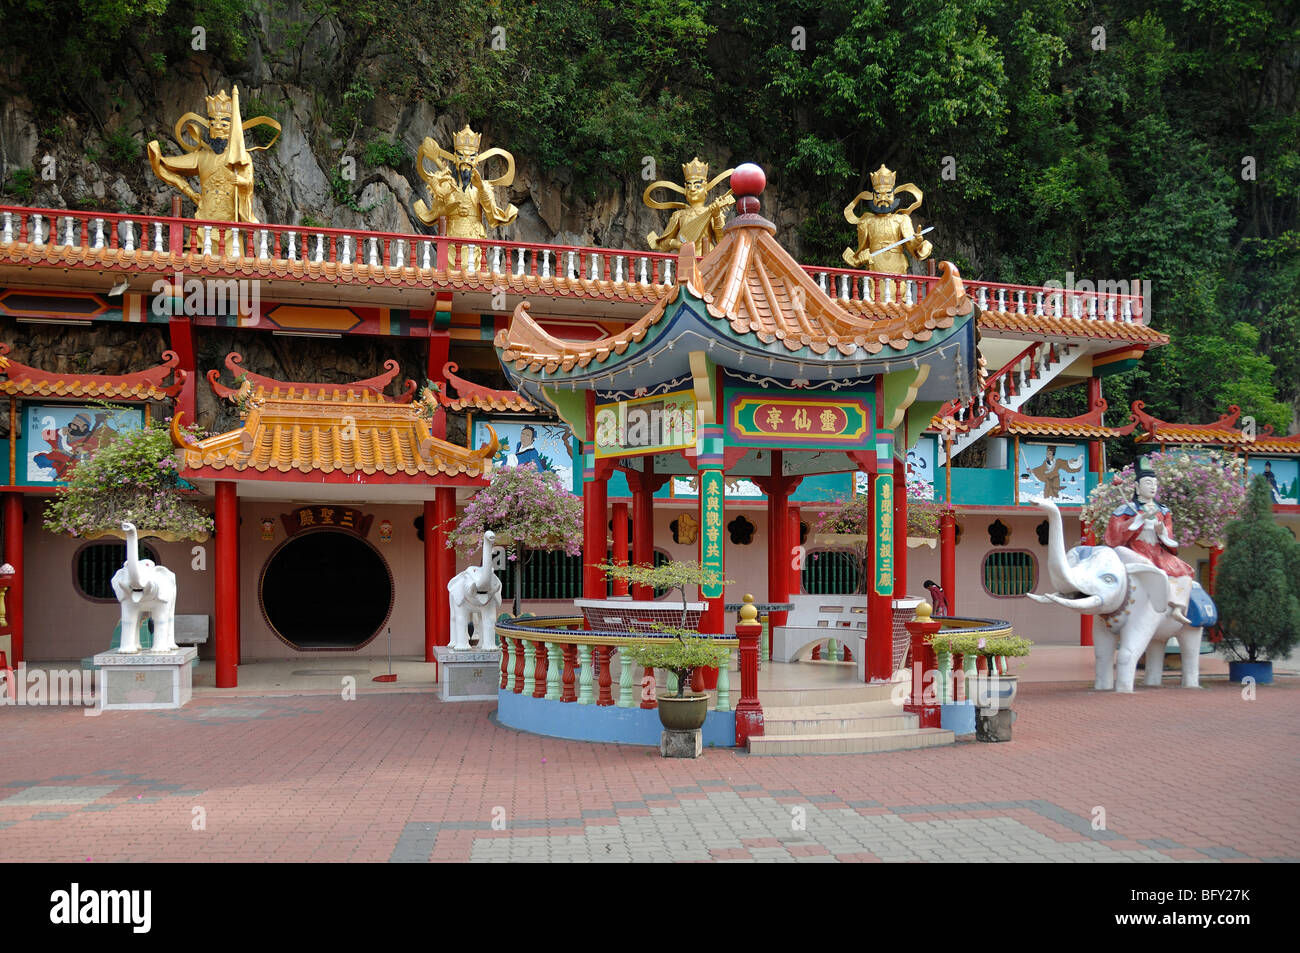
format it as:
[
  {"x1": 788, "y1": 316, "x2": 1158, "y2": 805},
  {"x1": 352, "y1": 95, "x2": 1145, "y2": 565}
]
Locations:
[
  {"x1": 757, "y1": 680, "x2": 899, "y2": 708},
  {"x1": 762, "y1": 700, "x2": 911, "y2": 736},
  {"x1": 747, "y1": 727, "x2": 955, "y2": 755}
]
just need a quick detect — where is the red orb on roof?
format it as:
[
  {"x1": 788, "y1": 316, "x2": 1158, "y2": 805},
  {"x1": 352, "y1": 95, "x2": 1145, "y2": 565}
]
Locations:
[{"x1": 731, "y1": 163, "x2": 766, "y2": 196}]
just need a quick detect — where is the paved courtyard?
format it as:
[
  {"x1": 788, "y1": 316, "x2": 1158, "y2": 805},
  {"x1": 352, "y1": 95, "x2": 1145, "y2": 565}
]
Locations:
[{"x1": 1, "y1": 677, "x2": 1296, "y2": 863}]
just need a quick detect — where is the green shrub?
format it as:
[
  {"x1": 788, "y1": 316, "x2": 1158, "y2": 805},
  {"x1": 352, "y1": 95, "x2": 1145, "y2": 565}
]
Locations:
[
  {"x1": 6, "y1": 168, "x2": 36, "y2": 200},
  {"x1": 103, "y1": 130, "x2": 140, "y2": 166},
  {"x1": 363, "y1": 138, "x2": 406, "y2": 169}
]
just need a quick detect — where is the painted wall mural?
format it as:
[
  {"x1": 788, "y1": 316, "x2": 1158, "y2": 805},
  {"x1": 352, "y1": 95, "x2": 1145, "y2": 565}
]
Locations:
[
  {"x1": 473, "y1": 419, "x2": 574, "y2": 492},
  {"x1": 1249, "y1": 457, "x2": 1298, "y2": 505},
  {"x1": 23, "y1": 404, "x2": 144, "y2": 485},
  {"x1": 1017, "y1": 441, "x2": 1086, "y2": 504}
]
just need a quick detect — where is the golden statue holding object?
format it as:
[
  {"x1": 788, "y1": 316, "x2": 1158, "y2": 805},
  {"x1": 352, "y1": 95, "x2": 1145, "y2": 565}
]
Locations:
[
  {"x1": 643, "y1": 157, "x2": 734, "y2": 256},
  {"x1": 147, "y1": 86, "x2": 280, "y2": 224},
  {"x1": 413, "y1": 125, "x2": 518, "y2": 241},
  {"x1": 843, "y1": 165, "x2": 933, "y2": 298}
]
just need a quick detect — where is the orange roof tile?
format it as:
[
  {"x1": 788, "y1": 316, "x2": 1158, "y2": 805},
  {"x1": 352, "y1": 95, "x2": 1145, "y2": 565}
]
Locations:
[
  {"x1": 985, "y1": 392, "x2": 1137, "y2": 439},
  {"x1": 207, "y1": 352, "x2": 415, "y2": 403},
  {"x1": 0, "y1": 343, "x2": 186, "y2": 400},
  {"x1": 976, "y1": 310, "x2": 1168, "y2": 345},
  {"x1": 172, "y1": 387, "x2": 497, "y2": 479},
  {"x1": 1131, "y1": 401, "x2": 1253, "y2": 446},
  {"x1": 1247, "y1": 434, "x2": 1300, "y2": 454},
  {"x1": 437, "y1": 362, "x2": 536, "y2": 413}
]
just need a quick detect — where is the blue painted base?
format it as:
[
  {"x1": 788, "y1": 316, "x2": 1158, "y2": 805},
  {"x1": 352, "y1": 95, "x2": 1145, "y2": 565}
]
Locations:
[
  {"x1": 496, "y1": 690, "x2": 737, "y2": 747},
  {"x1": 940, "y1": 702, "x2": 975, "y2": 736},
  {"x1": 1228, "y1": 661, "x2": 1274, "y2": 685}
]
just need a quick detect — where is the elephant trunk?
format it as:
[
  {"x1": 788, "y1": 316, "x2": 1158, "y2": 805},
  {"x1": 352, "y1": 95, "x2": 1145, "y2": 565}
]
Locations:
[
  {"x1": 1036, "y1": 499, "x2": 1087, "y2": 596},
  {"x1": 477, "y1": 532, "x2": 494, "y2": 590},
  {"x1": 123, "y1": 521, "x2": 142, "y2": 589}
]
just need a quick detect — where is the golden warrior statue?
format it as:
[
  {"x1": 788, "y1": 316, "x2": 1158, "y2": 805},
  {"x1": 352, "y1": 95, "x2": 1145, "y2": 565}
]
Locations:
[
  {"x1": 643, "y1": 157, "x2": 734, "y2": 256},
  {"x1": 843, "y1": 165, "x2": 933, "y2": 299},
  {"x1": 147, "y1": 87, "x2": 280, "y2": 225},
  {"x1": 414, "y1": 125, "x2": 518, "y2": 241}
]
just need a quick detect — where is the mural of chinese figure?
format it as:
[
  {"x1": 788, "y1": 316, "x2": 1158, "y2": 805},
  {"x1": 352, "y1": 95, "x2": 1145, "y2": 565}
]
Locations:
[
  {"x1": 413, "y1": 124, "x2": 519, "y2": 243},
  {"x1": 643, "y1": 157, "x2": 734, "y2": 257},
  {"x1": 842, "y1": 165, "x2": 932, "y2": 301},
  {"x1": 147, "y1": 87, "x2": 280, "y2": 225},
  {"x1": 1020, "y1": 444, "x2": 1085, "y2": 501},
  {"x1": 1103, "y1": 459, "x2": 1196, "y2": 625}
]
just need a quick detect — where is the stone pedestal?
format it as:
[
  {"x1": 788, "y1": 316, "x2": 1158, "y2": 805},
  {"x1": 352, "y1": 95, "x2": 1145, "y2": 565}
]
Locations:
[
  {"x1": 434, "y1": 646, "x2": 502, "y2": 702},
  {"x1": 91, "y1": 647, "x2": 197, "y2": 711},
  {"x1": 975, "y1": 707, "x2": 1016, "y2": 742},
  {"x1": 660, "y1": 728, "x2": 703, "y2": 759}
]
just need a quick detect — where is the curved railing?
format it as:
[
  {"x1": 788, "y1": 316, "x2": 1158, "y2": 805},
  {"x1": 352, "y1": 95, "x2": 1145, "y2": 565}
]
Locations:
[{"x1": 493, "y1": 615, "x2": 738, "y2": 711}]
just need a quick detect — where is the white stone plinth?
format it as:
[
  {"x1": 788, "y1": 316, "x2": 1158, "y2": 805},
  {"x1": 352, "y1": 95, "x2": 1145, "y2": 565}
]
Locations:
[
  {"x1": 91, "y1": 647, "x2": 197, "y2": 711},
  {"x1": 434, "y1": 646, "x2": 502, "y2": 702}
]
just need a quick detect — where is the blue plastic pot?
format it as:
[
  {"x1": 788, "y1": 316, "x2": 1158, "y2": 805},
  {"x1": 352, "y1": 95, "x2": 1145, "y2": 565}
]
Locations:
[{"x1": 1228, "y1": 661, "x2": 1273, "y2": 685}]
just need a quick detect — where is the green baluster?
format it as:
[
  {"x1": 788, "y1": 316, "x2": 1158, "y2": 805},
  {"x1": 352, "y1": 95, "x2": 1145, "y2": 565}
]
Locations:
[
  {"x1": 962, "y1": 654, "x2": 978, "y2": 704},
  {"x1": 935, "y1": 650, "x2": 953, "y2": 704},
  {"x1": 666, "y1": 670, "x2": 679, "y2": 695},
  {"x1": 616, "y1": 647, "x2": 634, "y2": 708},
  {"x1": 715, "y1": 650, "x2": 731, "y2": 711},
  {"x1": 826, "y1": 637, "x2": 839, "y2": 662},
  {"x1": 545, "y1": 641, "x2": 561, "y2": 700},
  {"x1": 577, "y1": 644, "x2": 593, "y2": 705},
  {"x1": 760, "y1": 619, "x2": 770, "y2": 663},
  {"x1": 523, "y1": 640, "x2": 536, "y2": 695}
]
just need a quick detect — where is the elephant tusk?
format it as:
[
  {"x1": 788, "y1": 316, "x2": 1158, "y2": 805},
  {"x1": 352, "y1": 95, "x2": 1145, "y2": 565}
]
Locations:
[{"x1": 1045, "y1": 592, "x2": 1103, "y2": 612}]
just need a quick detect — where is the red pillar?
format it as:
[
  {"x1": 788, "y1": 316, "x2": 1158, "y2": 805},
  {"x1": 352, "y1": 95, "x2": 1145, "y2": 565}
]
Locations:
[
  {"x1": 3, "y1": 493, "x2": 24, "y2": 665},
  {"x1": 894, "y1": 456, "x2": 909, "y2": 598},
  {"x1": 582, "y1": 469, "x2": 609, "y2": 599},
  {"x1": 734, "y1": 599, "x2": 764, "y2": 746},
  {"x1": 767, "y1": 481, "x2": 789, "y2": 632},
  {"x1": 214, "y1": 481, "x2": 239, "y2": 688},
  {"x1": 1079, "y1": 525, "x2": 1096, "y2": 647},
  {"x1": 940, "y1": 510, "x2": 957, "y2": 615},
  {"x1": 787, "y1": 507, "x2": 802, "y2": 597},
  {"x1": 432, "y1": 488, "x2": 455, "y2": 648},
  {"x1": 611, "y1": 502, "x2": 629, "y2": 596},
  {"x1": 1208, "y1": 545, "x2": 1222, "y2": 595},
  {"x1": 1087, "y1": 376, "x2": 1103, "y2": 474}
]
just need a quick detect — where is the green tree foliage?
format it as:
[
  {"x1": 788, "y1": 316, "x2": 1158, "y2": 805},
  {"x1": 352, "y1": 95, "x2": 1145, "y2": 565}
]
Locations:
[{"x1": 1214, "y1": 476, "x2": 1300, "y2": 663}]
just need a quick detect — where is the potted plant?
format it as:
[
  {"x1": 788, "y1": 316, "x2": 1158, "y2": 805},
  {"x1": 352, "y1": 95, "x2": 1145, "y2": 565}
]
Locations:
[
  {"x1": 927, "y1": 630, "x2": 1032, "y2": 740},
  {"x1": 43, "y1": 412, "x2": 213, "y2": 542},
  {"x1": 1213, "y1": 475, "x2": 1300, "y2": 684},
  {"x1": 447, "y1": 463, "x2": 582, "y2": 617},
  {"x1": 599, "y1": 559, "x2": 731, "y2": 732}
]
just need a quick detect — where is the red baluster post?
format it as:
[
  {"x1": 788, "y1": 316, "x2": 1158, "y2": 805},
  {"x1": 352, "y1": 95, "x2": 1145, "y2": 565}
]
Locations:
[
  {"x1": 734, "y1": 595, "x2": 764, "y2": 746},
  {"x1": 561, "y1": 644, "x2": 578, "y2": 702},
  {"x1": 903, "y1": 603, "x2": 941, "y2": 729},
  {"x1": 513, "y1": 638, "x2": 526, "y2": 694}
]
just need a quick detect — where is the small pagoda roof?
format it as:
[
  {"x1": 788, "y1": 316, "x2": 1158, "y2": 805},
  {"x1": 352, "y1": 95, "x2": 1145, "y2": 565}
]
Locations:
[
  {"x1": 0, "y1": 343, "x2": 186, "y2": 400},
  {"x1": 173, "y1": 369, "x2": 497, "y2": 485},
  {"x1": 1131, "y1": 401, "x2": 1300, "y2": 454},
  {"x1": 436, "y1": 362, "x2": 536, "y2": 413},
  {"x1": 206, "y1": 351, "x2": 415, "y2": 403},
  {"x1": 969, "y1": 309, "x2": 1168, "y2": 346},
  {"x1": 985, "y1": 392, "x2": 1137, "y2": 439},
  {"x1": 494, "y1": 190, "x2": 977, "y2": 409}
]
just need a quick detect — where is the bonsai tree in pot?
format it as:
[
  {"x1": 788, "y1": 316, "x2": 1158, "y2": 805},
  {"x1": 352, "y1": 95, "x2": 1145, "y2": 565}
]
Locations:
[
  {"x1": 447, "y1": 463, "x2": 582, "y2": 617},
  {"x1": 1213, "y1": 474, "x2": 1300, "y2": 684},
  {"x1": 599, "y1": 559, "x2": 731, "y2": 728}
]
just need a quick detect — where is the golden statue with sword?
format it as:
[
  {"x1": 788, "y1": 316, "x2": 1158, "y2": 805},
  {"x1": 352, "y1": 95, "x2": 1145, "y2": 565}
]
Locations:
[
  {"x1": 147, "y1": 86, "x2": 281, "y2": 231},
  {"x1": 643, "y1": 157, "x2": 734, "y2": 256},
  {"x1": 842, "y1": 164, "x2": 933, "y2": 301},
  {"x1": 413, "y1": 124, "x2": 519, "y2": 241}
]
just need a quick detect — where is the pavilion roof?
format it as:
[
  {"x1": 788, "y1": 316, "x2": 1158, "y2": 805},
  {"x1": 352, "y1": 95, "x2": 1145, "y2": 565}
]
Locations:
[
  {"x1": 1131, "y1": 400, "x2": 1300, "y2": 454},
  {"x1": 967, "y1": 309, "x2": 1168, "y2": 346},
  {"x1": 436, "y1": 361, "x2": 536, "y2": 413},
  {"x1": 0, "y1": 343, "x2": 186, "y2": 400},
  {"x1": 985, "y1": 392, "x2": 1137, "y2": 439},
  {"x1": 173, "y1": 377, "x2": 497, "y2": 481},
  {"x1": 206, "y1": 351, "x2": 415, "y2": 403}
]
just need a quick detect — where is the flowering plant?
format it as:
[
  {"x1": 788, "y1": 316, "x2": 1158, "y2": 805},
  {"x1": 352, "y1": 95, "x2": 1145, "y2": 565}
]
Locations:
[
  {"x1": 1080, "y1": 448, "x2": 1247, "y2": 548},
  {"x1": 43, "y1": 416, "x2": 213, "y2": 540}
]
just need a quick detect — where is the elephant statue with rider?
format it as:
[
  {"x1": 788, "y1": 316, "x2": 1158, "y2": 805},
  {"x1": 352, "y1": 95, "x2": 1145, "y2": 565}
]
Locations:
[{"x1": 1027, "y1": 460, "x2": 1217, "y2": 693}]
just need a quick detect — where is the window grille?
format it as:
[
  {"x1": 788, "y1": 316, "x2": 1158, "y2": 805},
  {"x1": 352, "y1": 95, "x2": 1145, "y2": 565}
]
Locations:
[
  {"x1": 982, "y1": 550, "x2": 1036, "y2": 596},
  {"x1": 497, "y1": 549, "x2": 584, "y2": 600},
  {"x1": 76, "y1": 541, "x2": 160, "y2": 601},
  {"x1": 802, "y1": 550, "x2": 860, "y2": 595}
]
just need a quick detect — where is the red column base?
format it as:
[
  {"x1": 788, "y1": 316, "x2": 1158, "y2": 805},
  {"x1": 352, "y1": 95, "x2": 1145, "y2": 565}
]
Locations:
[{"x1": 735, "y1": 707, "x2": 764, "y2": 746}]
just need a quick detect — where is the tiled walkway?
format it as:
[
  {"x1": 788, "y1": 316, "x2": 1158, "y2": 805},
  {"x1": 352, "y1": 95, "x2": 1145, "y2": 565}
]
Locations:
[{"x1": 1, "y1": 678, "x2": 1295, "y2": 862}]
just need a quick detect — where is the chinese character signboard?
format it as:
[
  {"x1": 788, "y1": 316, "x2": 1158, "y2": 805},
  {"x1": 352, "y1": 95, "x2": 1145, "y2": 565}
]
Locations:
[
  {"x1": 594, "y1": 389, "x2": 697, "y2": 458},
  {"x1": 874, "y1": 474, "x2": 894, "y2": 596},
  {"x1": 280, "y1": 505, "x2": 374, "y2": 538},
  {"x1": 725, "y1": 389, "x2": 873, "y2": 450},
  {"x1": 699, "y1": 469, "x2": 725, "y2": 599}
]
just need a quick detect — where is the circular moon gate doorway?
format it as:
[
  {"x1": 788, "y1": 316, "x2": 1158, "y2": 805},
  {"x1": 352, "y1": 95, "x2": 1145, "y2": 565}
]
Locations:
[{"x1": 260, "y1": 530, "x2": 393, "y2": 650}]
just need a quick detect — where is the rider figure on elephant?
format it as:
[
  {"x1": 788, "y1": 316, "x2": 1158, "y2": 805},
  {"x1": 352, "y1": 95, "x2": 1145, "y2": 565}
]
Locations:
[{"x1": 1104, "y1": 459, "x2": 1195, "y2": 625}]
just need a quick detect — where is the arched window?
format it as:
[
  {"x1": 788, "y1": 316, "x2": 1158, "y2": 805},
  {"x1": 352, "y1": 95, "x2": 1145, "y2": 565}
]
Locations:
[
  {"x1": 75, "y1": 540, "x2": 160, "y2": 602},
  {"x1": 802, "y1": 550, "x2": 860, "y2": 595},
  {"x1": 982, "y1": 550, "x2": 1037, "y2": 597}
]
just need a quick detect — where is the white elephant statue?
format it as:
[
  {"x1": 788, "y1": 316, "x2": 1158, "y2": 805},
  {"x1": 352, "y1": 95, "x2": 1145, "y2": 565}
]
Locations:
[
  {"x1": 1027, "y1": 499, "x2": 1216, "y2": 693},
  {"x1": 110, "y1": 522, "x2": 179, "y2": 653},
  {"x1": 447, "y1": 530, "x2": 502, "y2": 650}
]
